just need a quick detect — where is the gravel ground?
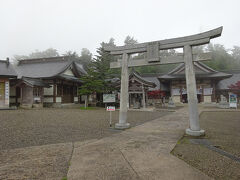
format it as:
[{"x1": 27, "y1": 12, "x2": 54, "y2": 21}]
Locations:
[
  {"x1": 172, "y1": 111, "x2": 240, "y2": 180},
  {"x1": 0, "y1": 108, "x2": 169, "y2": 150},
  {"x1": 0, "y1": 108, "x2": 170, "y2": 179}
]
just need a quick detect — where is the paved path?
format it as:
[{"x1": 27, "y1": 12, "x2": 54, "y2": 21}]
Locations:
[{"x1": 68, "y1": 107, "x2": 212, "y2": 180}]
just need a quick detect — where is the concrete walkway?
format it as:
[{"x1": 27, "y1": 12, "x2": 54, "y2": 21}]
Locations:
[{"x1": 67, "y1": 107, "x2": 211, "y2": 180}]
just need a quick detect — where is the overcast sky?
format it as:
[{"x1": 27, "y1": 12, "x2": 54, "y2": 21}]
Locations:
[{"x1": 0, "y1": 0, "x2": 239, "y2": 60}]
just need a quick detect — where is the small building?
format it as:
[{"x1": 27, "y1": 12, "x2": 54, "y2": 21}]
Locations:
[
  {"x1": 12, "y1": 56, "x2": 86, "y2": 108},
  {"x1": 116, "y1": 70, "x2": 156, "y2": 108},
  {"x1": 158, "y1": 62, "x2": 232, "y2": 103},
  {"x1": 0, "y1": 58, "x2": 17, "y2": 108}
]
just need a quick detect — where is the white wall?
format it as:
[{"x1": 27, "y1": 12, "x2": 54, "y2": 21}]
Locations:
[
  {"x1": 56, "y1": 97, "x2": 62, "y2": 103},
  {"x1": 74, "y1": 97, "x2": 78, "y2": 102},
  {"x1": 43, "y1": 97, "x2": 54, "y2": 103},
  {"x1": 63, "y1": 68, "x2": 74, "y2": 76},
  {"x1": 44, "y1": 85, "x2": 53, "y2": 95},
  {"x1": 173, "y1": 96, "x2": 181, "y2": 103},
  {"x1": 204, "y1": 96, "x2": 212, "y2": 103}
]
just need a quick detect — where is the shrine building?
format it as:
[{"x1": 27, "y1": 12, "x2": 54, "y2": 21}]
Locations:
[
  {"x1": 11, "y1": 56, "x2": 86, "y2": 108},
  {"x1": 158, "y1": 62, "x2": 232, "y2": 103},
  {"x1": 0, "y1": 58, "x2": 17, "y2": 108}
]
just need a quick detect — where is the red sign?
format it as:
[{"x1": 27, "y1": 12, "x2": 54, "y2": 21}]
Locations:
[{"x1": 107, "y1": 106, "x2": 115, "y2": 111}]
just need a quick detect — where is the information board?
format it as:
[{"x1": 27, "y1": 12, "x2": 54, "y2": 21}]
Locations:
[
  {"x1": 103, "y1": 94, "x2": 116, "y2": 103},
  {"x1": 229, "y1": 93, "x2": 237, "y2": 108}
]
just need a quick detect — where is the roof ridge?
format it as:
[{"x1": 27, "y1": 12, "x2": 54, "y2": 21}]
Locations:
[{"x1": 18, "y1": 56, "x2": 72, "y2": 65}]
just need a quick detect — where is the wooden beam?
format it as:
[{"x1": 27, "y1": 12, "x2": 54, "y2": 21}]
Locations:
[
  {"x1": 109, "y1": 38, "x2": 210, "y2": 55},
  {"x1": 104, "y1": 27, "x2": 222, "y2": 55},
  {"x1": 110, "y1": 53, "x2": 211, "y2": 68}
]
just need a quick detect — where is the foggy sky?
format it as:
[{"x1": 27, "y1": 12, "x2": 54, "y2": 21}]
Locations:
[{"x1": 0, "y1": 0, "x2": 240, "y2": 60}]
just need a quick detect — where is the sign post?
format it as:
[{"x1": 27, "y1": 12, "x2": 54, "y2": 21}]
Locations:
[
  {"x1": 107, "y1": 106, "x2": 115, "y2": 127},
  {"x1": 229, "y1": 93, "x2": 237, "y2": 109},
  {"x1": 103, "y1": 94, "x2": 116, "y2": 127}
]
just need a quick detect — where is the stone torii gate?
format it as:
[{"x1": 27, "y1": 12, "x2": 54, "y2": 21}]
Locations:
[{"x1": 104, "y1": 27, "x2": 223, "y2": 136}]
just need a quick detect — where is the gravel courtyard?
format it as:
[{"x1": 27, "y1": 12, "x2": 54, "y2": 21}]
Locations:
[
  {"x1": 172, "y1": 111, "x2": 240, "y2": 180},
  {"x1": 0, "y1": 108, "x2": 170, "y2": 179}
]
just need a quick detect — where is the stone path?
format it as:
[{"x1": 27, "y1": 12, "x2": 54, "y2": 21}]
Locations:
[{"x1": 68, "y1": 107, "x2": 212, "y2": 180}]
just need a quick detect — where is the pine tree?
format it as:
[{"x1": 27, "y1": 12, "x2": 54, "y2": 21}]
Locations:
[{"x1": 78, "y1": 42, "x2": 116, "y2": 107}]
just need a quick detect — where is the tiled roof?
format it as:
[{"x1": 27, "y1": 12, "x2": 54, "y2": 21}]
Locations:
[
  {"x1": 159, "y1": 61, "x2": 232, "y2": 80},
  {"x1": 15, "y1": 56, "x2": 86, "y2": 79},
  {"x1": 130, "y1": 70, "x2": 156, "y2": 88},
  {"x1": 17, "y1": 77, "x2": 50, "y2": 87},
  {"x1": 0, "y1": 60, "x2": 17, "y2": 77}
]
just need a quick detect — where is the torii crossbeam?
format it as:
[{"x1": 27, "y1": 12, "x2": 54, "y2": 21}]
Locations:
[{"x1": 104, "y1": 27, "x2": 223, "y2": 136}]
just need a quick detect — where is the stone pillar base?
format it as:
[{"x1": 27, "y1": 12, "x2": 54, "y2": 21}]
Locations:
[
  {"x1": 186, "y1": 128, "x2": 205, "y2": 136},
  {"x1": 115, "y1": 123, "x2": 130, "y2": 130}
]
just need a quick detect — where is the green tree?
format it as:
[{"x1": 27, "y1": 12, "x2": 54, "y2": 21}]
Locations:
[
  {"x1": 14, "y1": 48, "x2": 59, "y2": 60},
  {"x1": 63, "y1": 49, "x2": 92, "y2": 68},
  {"x1": 231, "y1": 46, "x2": 240, "y2": 65},
  {"x1": 203, "y1": 43, "x2": 240, "y2": 71},
  {"x1": 79, "y1": 48, "x2": 92, "y2": 67},
  {"x1": 78, "y1": 73, "x2": 104, "y2": 108},
  {"x1": 124, "y1": 35, "x2": 138, "y2": 46},
  {"x1": 13, "y1": 48, "x2": 59, "y2": 64},
  {"x1": 79, "y1": 40, "x2": 116, "y2": 106}
]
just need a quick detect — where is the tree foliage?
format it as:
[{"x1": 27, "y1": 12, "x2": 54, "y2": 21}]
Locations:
[
  {"x1": 203, "y1": 44, "x2": 240, "y2": 71},
  {"x1": 63, "y1": 48, "x2": 92, "y2": 68},
  {"x1": 78, "y1": 39, "x2": 116, "y2": 97},
  {"x1": 124, "y1": 36, "x2": 138, "y2": 46},
  {"x1": 14, "y1": 48, "x2": 59, "y2": 62}
]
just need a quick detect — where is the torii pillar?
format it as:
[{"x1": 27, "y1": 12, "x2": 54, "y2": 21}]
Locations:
[
  {"x1": 115, "y1": 53, "x2": 130, "y2": 129},
  {"x1": 184, "y1": 45, "x2": 204, "y2": 136}
]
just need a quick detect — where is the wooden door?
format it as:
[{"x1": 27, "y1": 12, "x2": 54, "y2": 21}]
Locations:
[{"x1": 62, "y1": 85, "x2": 73, "y2": 103}]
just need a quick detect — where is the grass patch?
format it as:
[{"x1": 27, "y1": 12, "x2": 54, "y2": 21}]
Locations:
[
  {"x1": 176, "y1": 136, "x2": 189, "y2": 145},
  {"x1": 80, "y1": 107, "x2": 96, "y2": 110},
  {"x1": 62, "y1": 177, "x2": 67, "y2": 180}
]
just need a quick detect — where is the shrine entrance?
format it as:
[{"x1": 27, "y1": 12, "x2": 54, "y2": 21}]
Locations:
[{"x1": 104, "y1": 27, "x2": 223, "y2": 136}]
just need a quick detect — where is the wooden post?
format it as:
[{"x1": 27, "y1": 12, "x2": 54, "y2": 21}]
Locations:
[
  {"x1": 184, "y1": 45, "x2": 204, "y2": 136},
  {"x1": 115, "y1": 53, "x2": 130, "y2": 129},
  {"x1": 142, "y1": 84, "x2": 146, "y2": 109},
  {"x1": 202, "y1": 85, "x2": 204, "y2": 103},
  {"x1": 180, "y1": 85, "x2": 183, "y2": 103},
  {"x1": 146, "y1": 90, "x2": 148, "y2": 107},
  {"x1": 15, "y1": 87, "x2": 18, "y2": 105},
  {"x1": 212, "y1": 81, "x2": 216, "y2": 102},
  {"x1": 53, "y1": 81, "x2": 56, "y2": 103}
]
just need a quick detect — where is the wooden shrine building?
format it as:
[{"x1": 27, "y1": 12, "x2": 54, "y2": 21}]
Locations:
[
  {"x1": 12, "y1": 56, "x2": 86, "y2": 108},
  {"x1": 116, "y1": 70, "x2": 156, "y2": 108},
  {"x1": 0, "y1": 58, "x2": 17, "y2": 108},
  {"x1": 158, "y1": 62, "x2": 232, "y2": 103}
]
